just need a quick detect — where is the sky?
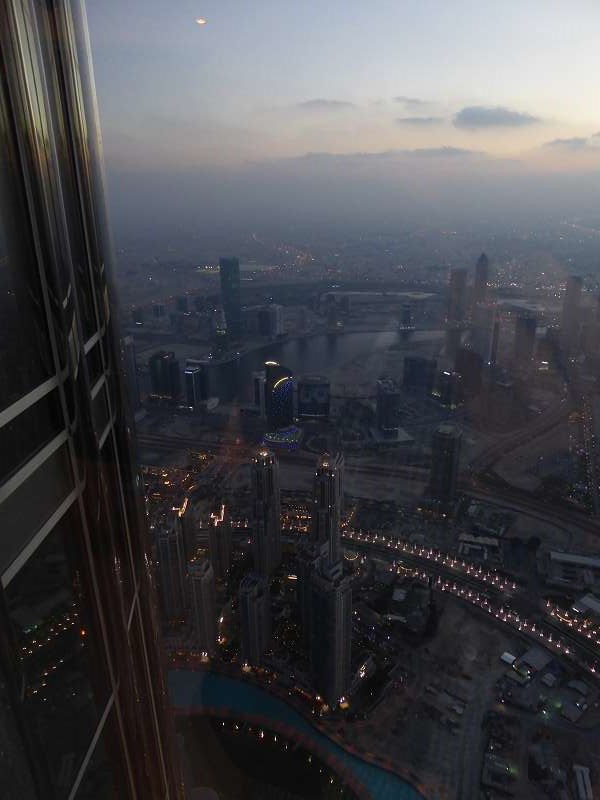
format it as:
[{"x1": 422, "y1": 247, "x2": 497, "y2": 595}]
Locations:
[{"x1": 87, "y1": 1, "x2": 600, "y2": 237}]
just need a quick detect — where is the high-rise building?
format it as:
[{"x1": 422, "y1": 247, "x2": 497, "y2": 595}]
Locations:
[
  {"x1": 184, "y1": 366, "x2": 207, "y2": 410},
  {"x1": 296, "y1": 541, "x2": 327, "y2": 636},
  {"x1": 172, "y1": 495, "x2": 198, "y2": 562},
  {"x1": 514, "y1": 314, "x2": 537, "y2": 365},
  {"x1": 309, "y1": 567, "x2": 352, "y2": 706},
  {"x1": 149, "y1": 350, "x2": 181, "y2": 400},
  {"x1": 155, "y1": 524, "x2": 187, "y2": 621},
  {"x1": 376, "y1": 378, "x2": 401, "y2": 433},
  {"x1": 473, "y1": 253, "x2": 490, "y2": 306},
  {"x1": 0, "y1": 4, "x2": 180, "y2": 795},
  {"x1": 258, "y1": 304, "x2": 284, "y2": 338},
  {"x1": 455, "y1": 347, "x2": 484, "y2": 396},
  {"x1": 432, "y1": 370, "x2": 464, "y2": 408},
  {"x1": 219, "y1": 257, "x2": 242, "y2": 338},
  {"x1": 251, "y1": 450, "x2": 282, "y2": 577},
  {"x1": 310, "y1": 453, "x2": 344, "y2": 568},
  {"x1": 403, "y1": 356, "x2": 437, "y2": 395},
  {"x1": 207, "y1": 504, "x2": 232, "y2": 580},
  {"x1": 239, "y1": 573, "x2": 271, "y2": 666},
  {"x1": 252, "y1": 369, "x2": 267, "y2": 417},
  {"x1": 264, "y1": 360, "x2": 294, "y2": 429},
  {"x1": 469, "y1": 303, "x2": 498, "y2": 364},
  {"x1": 297, "y1": 375, "x2": 331, "y2": 419},
  {"x1": 430, "y1": 425, "x2": 462, "y2": 506},
  {"x1": 560, "y1": 275, "x2": 583, "y2": 355},
  {"x1": 447, "y1": 268, "x2": 468, "y2": 323},
  {"x1": 188, "y1": 558, "x2": 217, "y2": 656}
]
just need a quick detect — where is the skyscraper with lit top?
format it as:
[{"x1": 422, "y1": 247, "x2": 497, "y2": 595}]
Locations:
[{"x1": 251, "y1": 450, "x2": 281, "y2": 577}]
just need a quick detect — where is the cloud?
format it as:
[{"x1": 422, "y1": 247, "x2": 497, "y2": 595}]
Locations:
[
  {"x1": 544, "y1": 135, "x2": 600, "y2": 152},
  {"x1": 544, "y1": 137, "x2": 589, "y2": 151},
  {"x1": 296, "y1": 98, "x2": 355, "y2": 111},
  {"x1": 296, "y1": 146, "x2": 483, "y2": 162},
  {"x1": 410, "y1": 146, "x2": 481, "y2": 158},
  {"x1": 454, "y1": 106, "x2": 540, "y2": 129},
  {"x1": 395, "y1": 116, "x2": 444, "y2": 126},
  {"x1": 394, "y1": 96, "x2": 430, "y2": 109}
]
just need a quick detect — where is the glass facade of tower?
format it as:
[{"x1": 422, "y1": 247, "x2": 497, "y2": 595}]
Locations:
[{"x1": 0, "y1": 2, "x2": 180, "y2": 798}]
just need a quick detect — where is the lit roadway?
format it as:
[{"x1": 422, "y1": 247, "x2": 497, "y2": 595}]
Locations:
[{"x1": 340, "y1": 531, "x2": 600, "y2": 680}]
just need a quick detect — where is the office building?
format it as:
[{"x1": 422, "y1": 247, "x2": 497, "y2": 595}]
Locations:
[
  {"x1": 432, "y1": 370, "x2": 463, "y2": 408},
  {"x1": 0, "y1": 5, "x2": 180, "y2": 795},
  {"x1": 403, "y1": 356, "x2": 437, "y2": 395},
  {"x1": 376, "y1": 378, "x2": 401, "y2": 432},
  {"x1": 309, "y1": 568, "x2": 352, "y2": 706},
  {"x1": 184, "y1": 366, "x2": 207, "y2": 410},
  {"x1": 310, "y1": 453, "x2": 344, "y2": 568},
  {"x1": 239, "y1": 573, "x2": 272, "y2": 666},
  {"x1": 149, "y1": 350, "x2": 181, "y2": 400},
  {"x1": 560, "y1": 275, "x2": 583, "y2": 355},
  {"x1": 265, "y1": 360, "x2": 294, "y2": 429},
  {"x1": 430, "y1": 425, "x2": 462, "y2": 506},
  {"x1": 153, "y1": 302, "x2": 167, "y2": 318},
  {"x1": 514, "y1": 314, "x2": 537, "y2": 365},
  {"x1": 447, "y1": 268, "x2": 468, "y2": 323},
  {"x1": 155, "y1": 524, "x2": 187, "y2": 621},
  {"x1": 297, "y1": 375, "x2": 331, "y2": 419},
  {"x1": 189, "y1": 559, "x2": 217, "y2": 656},
  {"x1": 207, "y1": 504, "x2": 232, "y2": 580},
  {"x1": 473, "y1": 252, "x2": 490, "y2": 306},
  {"x1": 251, "y1": 450, "x2": 282, "y2": 577},
  {"x1": 219, "y1": 257, "x2": 242, "y2": 338}
]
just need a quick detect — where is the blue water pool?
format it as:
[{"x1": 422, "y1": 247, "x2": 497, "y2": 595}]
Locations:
[{"x1": 169, "y1": 670, "x2": 424, "y2": 800}]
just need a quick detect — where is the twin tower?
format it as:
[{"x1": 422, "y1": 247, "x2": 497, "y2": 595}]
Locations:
[{"x1": 247, "y1": 450, "x2": 351, "y2": 707}]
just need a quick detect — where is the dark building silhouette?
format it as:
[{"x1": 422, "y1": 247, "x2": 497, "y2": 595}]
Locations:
[
  {"x1": 447, "y1": 268, "x2": 468, "y2": 323},
  {"x1": 0, "y1": 4, "x2": 181, "y2": 795},
  {"x1": 473, "y1": 252, "x2": 490, "y2": 306},
  {"x1": 560, "y1": 275, "x2": 582, "y2": 356},
  {"x1": 403, "y1": 356, "x2": 437, "y2": 395},
  {"x1": 239, "y1": 573, "x2": 271, "y2": 666},
  {"x1": 189, "y1": 558, "x2": 217, "y2": 656},
  {"x1": 251, "y1": 450, "x2": 282, "y2": 577},
  {"x1": 297, "y1": 375, "x2": 330, "y2": 419},
  {"x1": 310, "y1": 453, "x2": 344, "y2": 568},
  {"x1": 149, "y1": 350, "x2": 181, "y2": 400},
  {"x1": 376, "y1": 378, "x2": 401, "y2": 432},
  {"x1": 455, "y1": 347, "x2": 484, "y2": 396},
  {"x1": 433, "y1": 370, "x2": 464, "y2": 408},
  {"x1": 430, "y1": 425, "x2": 462, "y2": 506},
  {"x1": 515, "y1": 314, "x2": 537, "y2": 365},
  {"x1": 184, "y1": 365, "x2": 207, "y2": 410},
  {"x1": 309, "y1": 565, "x2": 352, "y2": 706},
  {"x1": 219, "y1": 257, "x2": 242, "y2": 338},
  {"x1": 207, "y1": 504, "x2": 232, "y2": 580}
]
